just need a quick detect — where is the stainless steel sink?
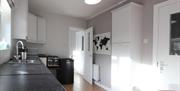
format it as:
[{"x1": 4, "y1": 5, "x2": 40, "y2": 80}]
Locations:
[
  {"x1": 8, "y1": 59, "x2": 41, "y2": 64},
  {"x1": 26, "y1": 60, "x2": 38, "y2": 64}
]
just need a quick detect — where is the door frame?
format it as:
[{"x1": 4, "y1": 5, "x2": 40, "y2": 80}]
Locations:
[
  {"x1": 68, "y1": 27, "x2": 94, "y2": 85},
  {"x1": 68, "y1": 27, "x2": 85, "y2": 74},
  {"x1": 153, "y1": 0, "x2": 180, "y2": 66}
]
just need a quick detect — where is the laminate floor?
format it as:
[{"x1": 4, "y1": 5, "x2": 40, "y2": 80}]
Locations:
[{"x1": 63, "y1": 73, "x2": 106, "y2": 91}]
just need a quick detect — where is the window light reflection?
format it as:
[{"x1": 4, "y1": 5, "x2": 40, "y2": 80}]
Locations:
[{"x1": 111, "y1": 56, "x2": 161, "y2": 91}]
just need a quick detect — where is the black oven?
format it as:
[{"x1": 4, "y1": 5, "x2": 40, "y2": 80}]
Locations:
[{"x1": 47, "y1": 56, "x2": 60, "y2": 68}]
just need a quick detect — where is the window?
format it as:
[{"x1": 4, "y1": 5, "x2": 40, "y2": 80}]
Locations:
[{"x1": 0, "y1": 0, "x2": 11, "y2": 50}]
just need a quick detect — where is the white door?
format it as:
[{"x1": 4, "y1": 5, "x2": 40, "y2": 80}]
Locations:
[
  {"x1": 154, "y1": 0, "x2": 180, "y2": 90},
  {"x1": 83, "y1": 27, "x2": 93, "y2": 84}
]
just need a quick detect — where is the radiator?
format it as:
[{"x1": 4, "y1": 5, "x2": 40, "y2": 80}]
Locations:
[{"x1": 93, "y1": 64, "x2": 100, "y2": 81}]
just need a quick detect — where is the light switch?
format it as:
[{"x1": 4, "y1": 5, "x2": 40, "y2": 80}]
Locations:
[{"x1": 143, "y1": 39, "x2": 149, "y2": 44}]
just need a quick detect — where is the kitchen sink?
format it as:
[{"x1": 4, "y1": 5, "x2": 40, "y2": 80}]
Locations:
[{"x1": 8, "y1": 59, "x2": 41, "y2": 65}]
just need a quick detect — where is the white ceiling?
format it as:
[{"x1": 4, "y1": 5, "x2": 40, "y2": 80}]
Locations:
[{"x1": 29, "y1": 0, "x2": 126, "y2": 19}]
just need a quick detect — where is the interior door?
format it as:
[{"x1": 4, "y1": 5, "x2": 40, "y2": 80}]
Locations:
[
  {"x1": 83, "y1": 27, "x2": 93, "y2": 84},
  {"x1": 154, "y1": 0, "x2": 180, "y2": 90}
]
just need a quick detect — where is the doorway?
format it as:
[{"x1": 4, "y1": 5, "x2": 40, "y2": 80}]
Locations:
[{"x1": 69, "y1": 27, "x2": 94, "y2": 85}]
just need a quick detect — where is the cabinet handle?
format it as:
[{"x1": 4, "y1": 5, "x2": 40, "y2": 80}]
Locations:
[{"x1": 157, "y1": 62, "x2": 159, "y2": 67}]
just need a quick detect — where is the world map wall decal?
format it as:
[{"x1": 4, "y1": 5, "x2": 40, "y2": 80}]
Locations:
[{"x1": 93, "y1": 32, "x2": 111, "y2": 55}]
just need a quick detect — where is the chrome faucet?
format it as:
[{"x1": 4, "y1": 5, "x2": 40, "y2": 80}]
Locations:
[{"x1": 15, "y1": 40, "x2": 24, "y2": 60}]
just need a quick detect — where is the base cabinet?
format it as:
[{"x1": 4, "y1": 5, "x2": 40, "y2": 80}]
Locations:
[{"x1": 57, "y1": 58, "x2": 74, "y2": 84}]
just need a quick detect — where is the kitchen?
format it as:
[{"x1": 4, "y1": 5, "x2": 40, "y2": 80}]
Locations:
[{"x1": 0, "y1": 0, "x2": 180, "y2": 91}]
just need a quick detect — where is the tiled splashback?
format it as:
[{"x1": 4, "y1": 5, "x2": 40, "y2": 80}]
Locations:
[
  {"x1": 12, "y1": 39, "x2": 45, "y2": 55},
  {"x1": 26, "y1": 42, "x2": 44, "y2": 55},
  {"x1": 0, "y1": 39, "x2": 45, "y2": 64}
]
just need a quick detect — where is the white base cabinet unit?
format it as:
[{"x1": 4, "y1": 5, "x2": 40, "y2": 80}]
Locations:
[{"x1": 111, "y1": 2, "x2": 143, "y2": 91}]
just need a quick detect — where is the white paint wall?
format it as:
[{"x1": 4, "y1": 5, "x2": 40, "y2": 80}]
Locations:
[
  {"x1": 0, "y1": 50, "x2": 10, "y2": 64},
  {"x1": 29, "y1": 10, "x2": 86, "y2": 57}
]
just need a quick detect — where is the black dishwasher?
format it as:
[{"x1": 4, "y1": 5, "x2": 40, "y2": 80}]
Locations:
[{"x1": 57, "y1": 58, "x2": 74, "y2": 84}]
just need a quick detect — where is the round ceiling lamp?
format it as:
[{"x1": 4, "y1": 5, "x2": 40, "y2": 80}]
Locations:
[{"x1": 84, "y1": 0, "x2": 102, "y2": 5}]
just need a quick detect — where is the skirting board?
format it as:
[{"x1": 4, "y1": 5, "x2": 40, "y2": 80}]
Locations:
[{"x1": 94, "y1": 81, "x2": 111, "y2": 91}]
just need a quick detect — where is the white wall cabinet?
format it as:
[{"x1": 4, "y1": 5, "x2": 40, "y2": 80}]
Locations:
[
  {"x1": 111, "y1": 2, "x2": 142, "y2": 62},
  {"x1": 13, "y1": 0, "x2": 28, "y2": 39},
  {"x1": 111, "y1": 2, "x2": 143, "y2": 91},
  {"x1": 12, "y1": 5, "x2": 46, "y2": 43},
  {"x1": 13, "y1": 1, "x2": 46, "y2": 44},
  {"x1": 27, "y1": 13, "x2": 46, "y2": 43},
  {"x1": 27, "y1": 13, "x2": 37, "y2": 42},
  {"x1": 112, "y1": 5, "x2": 131, "y2": 43},
  {"x1": 37, "y1": 17, "x2": 46, "y2": 43},
  {"x1": 112, "y1": 2, "x2": 142, "y2": 44}
]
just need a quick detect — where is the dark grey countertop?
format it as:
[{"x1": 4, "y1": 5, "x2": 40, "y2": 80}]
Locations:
[{"x1": 0, "y1": 59, "x2": 66, "y2": 91}]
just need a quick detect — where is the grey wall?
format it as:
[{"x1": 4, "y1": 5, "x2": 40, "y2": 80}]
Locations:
[
  {"x1": 142, "y1": 0, "x2": 167, "y2": 64},
  {"x1": 87, "y1": 0, "x2": 167, "y2": 88},
  {"x1": 28, "y1": 10, "x2": 87, "y2": 57},
  {"x1": 88, "y1": 11, "x2": 112, "y2": 88}
]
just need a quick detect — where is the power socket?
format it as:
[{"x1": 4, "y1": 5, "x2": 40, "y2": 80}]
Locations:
[{"x1": 143, "y1": 39, "x2": 149, "y2": 44}]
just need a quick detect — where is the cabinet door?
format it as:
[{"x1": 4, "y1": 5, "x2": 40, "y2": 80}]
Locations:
[
  {"x1": 37, "y1": 17, "x2": 46, "y2": 43},
  {"x1": 28, "y1": 13, "x2": 37, "y2": 42},
  {"x1": 111, "y1": 43, "x2": 132, "y2": 91},
  {"x1": 13, "y1": 0, "x2": 28, "y2": 39},
  {"x1": 112, "y1": 5, "x2": 131, "y2": 43}
]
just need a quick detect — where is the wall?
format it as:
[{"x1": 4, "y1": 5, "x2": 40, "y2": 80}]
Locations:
[
  {"x1": 88, "y1": 11, "x2": 112, "y2": 88},
  {"x1": 29, "y1": 10, "x2": 86, "y2": 57},
  {"x1": 142, "y1": 0, "x2": 167, "y2": 64}
]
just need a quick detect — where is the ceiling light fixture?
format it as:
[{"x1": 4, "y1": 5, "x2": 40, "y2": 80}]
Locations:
[{"x1": 84, "y1": 0, "x2": 102, "y2": 5}]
